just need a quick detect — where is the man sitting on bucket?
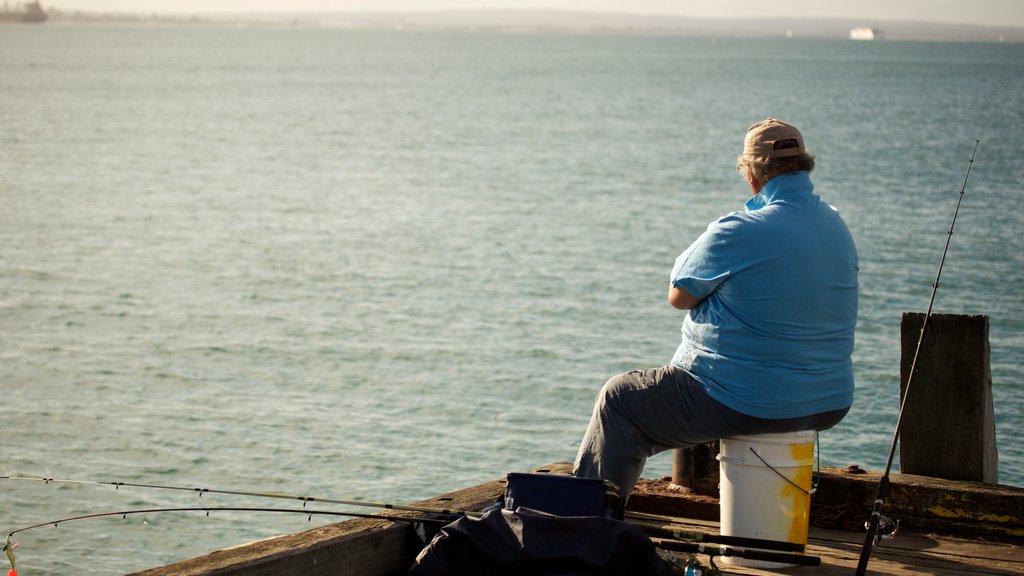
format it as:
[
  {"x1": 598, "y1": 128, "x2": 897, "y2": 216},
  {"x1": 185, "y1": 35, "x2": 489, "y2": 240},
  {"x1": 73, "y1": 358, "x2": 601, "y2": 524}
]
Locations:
[{"x1": 573, "y1": 118, "x2": 858, "y2": 500}]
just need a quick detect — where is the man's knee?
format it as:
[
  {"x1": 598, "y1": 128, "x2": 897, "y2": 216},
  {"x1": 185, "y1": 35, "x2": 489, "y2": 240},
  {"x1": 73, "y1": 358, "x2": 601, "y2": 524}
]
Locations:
[
  {"x1": 595, "y1": 369, "x2": 648, "y2": 410},
  {"x1": 598, "y1": 371, "x2": 631, "y2": 400}
]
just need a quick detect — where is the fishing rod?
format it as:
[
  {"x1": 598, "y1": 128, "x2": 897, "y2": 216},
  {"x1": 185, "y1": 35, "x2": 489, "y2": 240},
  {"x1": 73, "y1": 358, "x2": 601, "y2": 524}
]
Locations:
[
  {"x1": 642, "y1": 525, "x2": 804, "y2": 553},
  {"x1": 4, "y1": 475, "x2": 806, "y2": 554},
  {"x1": 3, "y1": 506, "x2": 453, "y2": 576},
  {"x1": 653, "y1": 538, "x2": 820, "y2": 567},
  {"x1": 0, "y1": 475, "x2": 481, "y2": 518},
  {"x1": 627, "y1": 511, "x2": 805, "y2": 553},
  {"x1": 7, "y1": 506, "x2": 450, "y2": 538},
  {"x1": 854, "y1": 139, "x2": 980, "y2": 576}
]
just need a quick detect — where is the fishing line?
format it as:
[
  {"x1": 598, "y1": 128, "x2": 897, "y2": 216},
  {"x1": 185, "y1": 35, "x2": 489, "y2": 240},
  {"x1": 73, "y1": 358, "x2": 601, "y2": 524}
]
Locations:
[{"x1": 854, "y1": 139, "x2": 979, "y2": 576}]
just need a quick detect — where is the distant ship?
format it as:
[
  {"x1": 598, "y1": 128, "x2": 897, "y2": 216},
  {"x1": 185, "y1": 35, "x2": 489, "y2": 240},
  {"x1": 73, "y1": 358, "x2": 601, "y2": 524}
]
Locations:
[
  {"x1": 0, "y1": 1, "x2": 48, "y2": 24},
  {"x1": 849, "y1": 27, "x2": 885, "y2": 41}
]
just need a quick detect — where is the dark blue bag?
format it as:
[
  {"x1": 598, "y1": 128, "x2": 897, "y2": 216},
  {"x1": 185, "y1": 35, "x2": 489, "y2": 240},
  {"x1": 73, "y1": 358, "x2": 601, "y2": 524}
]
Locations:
[{"x1": 503, "y1": 472, "x2": 622, "y2": 519}]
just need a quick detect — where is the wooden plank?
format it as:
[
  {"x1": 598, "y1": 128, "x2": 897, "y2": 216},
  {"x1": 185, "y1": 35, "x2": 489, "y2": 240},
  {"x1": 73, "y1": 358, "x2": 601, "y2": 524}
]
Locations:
[
  {"x1": 126, "y1": 513, "x2": 411, "y2": 576},
  {"x1": 636, "y1": 515, "x2": 1024, "y2": 575}
]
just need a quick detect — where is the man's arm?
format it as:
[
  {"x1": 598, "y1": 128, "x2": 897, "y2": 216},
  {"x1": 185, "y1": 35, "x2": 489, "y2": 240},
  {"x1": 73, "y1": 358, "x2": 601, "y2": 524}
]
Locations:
[{"x1": 668, "y1": 284, "x2": 701, "y2": 310}]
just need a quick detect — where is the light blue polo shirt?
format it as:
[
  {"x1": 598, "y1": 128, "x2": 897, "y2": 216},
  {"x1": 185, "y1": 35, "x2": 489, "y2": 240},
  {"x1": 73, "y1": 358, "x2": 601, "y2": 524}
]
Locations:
[{"x1": 670, "y1": 171, "x2": 858, "y2": 419}]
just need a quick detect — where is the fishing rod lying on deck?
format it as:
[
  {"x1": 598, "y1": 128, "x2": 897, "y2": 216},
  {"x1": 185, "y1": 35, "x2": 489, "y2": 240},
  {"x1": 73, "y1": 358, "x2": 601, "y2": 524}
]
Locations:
[
  {"x1": 628, "y1": 511, "x2": 806, "y2": 552},
  {"x1": 654, "y1": 537, "x2": 820, "y2": 567},
  {"x1": 854, "y1": 139, "x2": 980, "y2": 576}
]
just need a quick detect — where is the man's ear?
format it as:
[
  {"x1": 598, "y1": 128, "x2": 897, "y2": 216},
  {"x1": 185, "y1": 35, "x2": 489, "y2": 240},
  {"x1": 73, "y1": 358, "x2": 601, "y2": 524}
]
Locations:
[{"x1": 746, "y1": 168, "x2": 762, "y2": 194}]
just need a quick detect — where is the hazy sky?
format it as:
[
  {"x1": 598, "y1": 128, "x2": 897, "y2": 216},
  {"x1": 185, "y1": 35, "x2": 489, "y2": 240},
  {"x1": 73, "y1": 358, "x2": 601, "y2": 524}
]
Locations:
[{"x1": 41, "y1": 1, "x2": 1024, "y2": 28}]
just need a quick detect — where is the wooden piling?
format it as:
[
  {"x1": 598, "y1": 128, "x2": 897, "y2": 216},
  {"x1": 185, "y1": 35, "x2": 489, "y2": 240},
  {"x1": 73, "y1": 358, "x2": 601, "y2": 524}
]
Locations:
[
  {"x1": 899, "y1": 313, "x2": 997, "y2": 483},
  {"x1": 671, "y1": 441, "x2": 719, "y2": 496}
]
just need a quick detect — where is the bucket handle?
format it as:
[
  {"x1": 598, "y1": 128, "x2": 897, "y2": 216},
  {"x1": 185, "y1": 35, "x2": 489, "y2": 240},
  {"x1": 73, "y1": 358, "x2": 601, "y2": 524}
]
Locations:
[{"x1": 748, "y1": 446, "x2": 818, "y2": 496}]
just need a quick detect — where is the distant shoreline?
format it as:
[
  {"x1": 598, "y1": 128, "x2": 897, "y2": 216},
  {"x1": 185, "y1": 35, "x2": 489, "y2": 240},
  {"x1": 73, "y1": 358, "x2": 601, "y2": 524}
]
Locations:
[{"x1": 23, "y1": 9, "x2": 1024, "y2": 43}]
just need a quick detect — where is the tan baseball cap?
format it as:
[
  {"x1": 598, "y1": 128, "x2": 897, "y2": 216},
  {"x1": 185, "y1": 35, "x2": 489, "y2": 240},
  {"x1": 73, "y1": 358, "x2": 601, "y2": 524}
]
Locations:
[{"x1": 743, "y1": 118, "x2": 805, "y2": 159}]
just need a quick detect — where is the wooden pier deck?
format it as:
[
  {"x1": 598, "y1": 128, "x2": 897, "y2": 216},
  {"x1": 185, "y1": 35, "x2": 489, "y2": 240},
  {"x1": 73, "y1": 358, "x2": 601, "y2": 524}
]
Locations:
[
  {"x1": 130, "y1": 463, "x2": 1024, "y2": 576},
  {"x1": 630, "y1": 514, "x2": 1023, "y2": 575}
]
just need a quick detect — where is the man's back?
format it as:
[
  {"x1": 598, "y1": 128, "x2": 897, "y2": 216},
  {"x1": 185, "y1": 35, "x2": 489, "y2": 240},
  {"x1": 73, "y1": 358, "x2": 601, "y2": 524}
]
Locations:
[{"x1": 670, "y1": 170, "x2": 858, "y2": 419}]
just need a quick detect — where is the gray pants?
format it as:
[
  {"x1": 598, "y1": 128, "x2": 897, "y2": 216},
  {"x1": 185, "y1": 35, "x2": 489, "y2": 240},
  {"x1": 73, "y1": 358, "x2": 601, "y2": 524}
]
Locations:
[{"x1": 572, "y1": 365, "x2": 847, "y2": 499}]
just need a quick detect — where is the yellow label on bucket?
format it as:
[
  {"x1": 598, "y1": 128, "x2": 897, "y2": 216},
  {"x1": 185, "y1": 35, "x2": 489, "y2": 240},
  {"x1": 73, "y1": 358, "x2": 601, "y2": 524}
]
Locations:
[
  {"x1": 791, "y1": 441, "x2": 814, "y2": 463},
  {"x1": 783, "y1": 442, "x2": 814, "y2": 545}
]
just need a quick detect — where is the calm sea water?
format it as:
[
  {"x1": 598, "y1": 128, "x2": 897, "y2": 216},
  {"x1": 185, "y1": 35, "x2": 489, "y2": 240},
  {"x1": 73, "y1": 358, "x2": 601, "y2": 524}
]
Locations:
[{"x1": 1, "y1": 25, "x2": 1022, "y2": 574}]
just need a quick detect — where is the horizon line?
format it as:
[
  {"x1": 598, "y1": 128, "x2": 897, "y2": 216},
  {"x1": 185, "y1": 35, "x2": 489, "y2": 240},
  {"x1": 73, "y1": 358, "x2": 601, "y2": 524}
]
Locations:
[{"x1": 33, "y1": 7, "x2": 1024, "y2": 31}]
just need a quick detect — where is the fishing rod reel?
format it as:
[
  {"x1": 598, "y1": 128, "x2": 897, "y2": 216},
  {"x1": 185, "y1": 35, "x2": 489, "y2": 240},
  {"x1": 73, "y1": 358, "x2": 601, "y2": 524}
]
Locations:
[
  {"x1": 681, "y1": 556, "x2": 721, "y2": 576},
  {"x1": 658, "y1": 550, "x2": 722, "y2": 576},
  {"x1": 865, "y1": 514, "x2": 900, "y2": 544}
]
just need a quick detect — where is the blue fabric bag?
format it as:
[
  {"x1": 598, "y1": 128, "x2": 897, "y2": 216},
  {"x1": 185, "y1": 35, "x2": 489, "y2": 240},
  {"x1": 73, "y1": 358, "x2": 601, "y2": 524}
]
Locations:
[{"x1": 503, "y1": 472, "x2": 622, "y2": 519}]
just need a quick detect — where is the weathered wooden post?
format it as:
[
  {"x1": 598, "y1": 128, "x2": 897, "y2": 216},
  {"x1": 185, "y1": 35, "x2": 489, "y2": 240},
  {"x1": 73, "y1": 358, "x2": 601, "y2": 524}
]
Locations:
[
  {"x1": 671, "y1": 441, "x2": 719, "y2": 495},
  {"x1": 899, "y1": 313, "x2": 998, "y2": 483}
]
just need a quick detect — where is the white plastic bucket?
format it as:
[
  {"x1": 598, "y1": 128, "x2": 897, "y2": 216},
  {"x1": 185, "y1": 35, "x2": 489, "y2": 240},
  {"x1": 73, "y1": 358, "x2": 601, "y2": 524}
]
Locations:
[{"x1": 716, "y1": 430, "x2": 816, "y2": 568}]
